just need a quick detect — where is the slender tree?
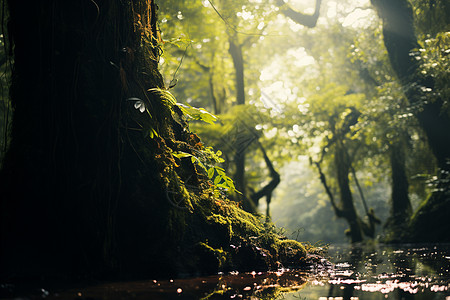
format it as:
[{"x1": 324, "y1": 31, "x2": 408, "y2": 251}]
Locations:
[{"x1": 314, "y1": 107, "x2": 365, "y2": 243}]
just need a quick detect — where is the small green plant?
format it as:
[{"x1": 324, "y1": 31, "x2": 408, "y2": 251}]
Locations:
[
  {"x1": 173, "y1": 147, "x2": 240, "y2": 195},
  {"x1": 144, "y1": 87, "x2": 236, "y2": 194},
  {"x1": 126, "y1": 97, "x2": 159, "y2": 138}
]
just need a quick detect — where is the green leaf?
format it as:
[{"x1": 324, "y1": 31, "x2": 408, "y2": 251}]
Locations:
[
  {"x1": 216, "y1": 183, "x2": 229, "y2": 189},
  {"x1": 215, "y1": 167, "x2": 226, "y2": 176},
  {"x1": 173, "y1": 151, "x2": 192, "y2": 159},
  {"x1": 176, "y1": 103, "x2": 217, "y2": 124},
  {"x1": 150, "y1": 127, "x2": 158, "y2": 138},
  {"x1": 207, "y1": 167, "x2": 215, "y2": 179}
]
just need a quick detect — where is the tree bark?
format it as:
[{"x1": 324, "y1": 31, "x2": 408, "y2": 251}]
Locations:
[
  {"x1": 0, "y1": 0, "x2": 180, "y2": 277},
  {"x1": 0, "y1": 0, "x2": 228, "y2": 278},
  {"x1": 371, "y1": 0, "x2": 450, "y2": 172}
]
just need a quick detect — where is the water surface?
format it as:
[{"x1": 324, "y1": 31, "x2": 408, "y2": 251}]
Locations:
[
  {"x1": 1, "y1": 244, "x2": 449, "y2": 299},
  {"x1": 286, "y1": 243, "x2": 450, "y2": 299}
]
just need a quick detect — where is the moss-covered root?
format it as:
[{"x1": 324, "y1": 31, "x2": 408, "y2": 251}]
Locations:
[
  {"x1": 407, "y1": 190, "x2": 450, "y2": 243},
  {"x1": 172, "y1": 194, "x2": 309, "y2": 275}
]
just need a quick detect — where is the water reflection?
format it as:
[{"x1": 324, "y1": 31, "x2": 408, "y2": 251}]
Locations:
[
  {"x1": 1, "y1": 244, "x2": 449, "y2": 299},
  {"x1": 290, "y1": 243, "x2": 450, "y2": 300}
]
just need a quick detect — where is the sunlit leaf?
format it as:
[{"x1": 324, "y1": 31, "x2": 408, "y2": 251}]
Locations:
[
  {"x1": 176, "y1": 103, "x2": 218, "y2": 124},
  {"x1": 207, "y1": 167, "x2": 215, "y2": 178},
  {"x1": 173, "y1": 151, "x2": 192, "y2": 159}
]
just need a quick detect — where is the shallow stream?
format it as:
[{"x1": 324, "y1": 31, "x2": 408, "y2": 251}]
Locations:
[{"x1": 1, "y1": 244, "x2": 449, "y2": 299}]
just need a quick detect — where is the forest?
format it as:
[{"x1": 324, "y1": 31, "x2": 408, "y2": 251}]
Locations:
[{"x1": 0, "y1": 0, "x2": 449, "y2": 299}]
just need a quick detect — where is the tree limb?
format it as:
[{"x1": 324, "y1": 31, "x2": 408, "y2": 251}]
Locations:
[
  {"x1": 277, "y1": 0, "x2": 322, "y2": 28},
  {"x1": 250, "y1": 140, "x2": 280, "y2": 208},
  {"x1": 312, "y1": 159, "x2": 343, "y2": 217}
]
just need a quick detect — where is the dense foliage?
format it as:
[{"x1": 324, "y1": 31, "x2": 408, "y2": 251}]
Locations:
[{"x1": 156, "y1": 0, "x2": 449, "y2": 243}]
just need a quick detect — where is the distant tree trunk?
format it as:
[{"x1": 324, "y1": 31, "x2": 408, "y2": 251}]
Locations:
[
  {"x1": 335, "y1": 141, "x2": 363, "y2": 243},
  {"x1": 209, "y1": 71, "x2": 219, "y2": 115},
  {"x1": 384, "y1": 138, "x2": 412, "y2": 242},
  {"x1": 390, "y1": 139, "x2": 412, "y2": 220},
  {"x1": 229, "y1": 38, "x2": 245, "y2": 106},
  {"x1": 371, "y1": 0, "x2": 450, "y2": 243},
  {"x1": 228, "y1": 36, "x2": 251, "y2": 210},
  {"x1": 187, "y1": 53, "x2": 222, "y2": 115},
  {"x1": 314, "y1": 148, "x2": 363, "y2": 244},
  {"x1": 314, "y1": 108, "x2": 365, "y2": 243}
]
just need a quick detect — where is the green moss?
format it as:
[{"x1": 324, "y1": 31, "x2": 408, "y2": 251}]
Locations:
[
  {"x1": 126, "y1": 76, "x2": 310, "y2": 275},
  {"x1": 277, "y1": 240, "x2": 307, "y2": 265},
  {"x1": 198, "y1": 241, "x2": 228, "y2": 269},
  {"x1": 279, "y1": 240, "x2": 306, "y2": 254},
  {"x1": 200, "y1": 289, "x2": 225, "y2": 300},
  {"x1": 407, "y1": 190, "x2": 450, "y2": 243}
]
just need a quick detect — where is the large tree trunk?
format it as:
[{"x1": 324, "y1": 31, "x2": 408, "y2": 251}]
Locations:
[
  {"x1": 314, "y1": 143, "x2": 363, "y2": 244},
  {"x1": 0, "y1": 0, "x2": 175, "y2": 277},
  {"x1": 314, "y1": 110, "x2": 365, "y2": 243},
  {"x1": 371, "y1": 0, "x2": 450, "y2": 243},
  {"x1": 371, "y1": 0, "x2": 450, "y2": 172},
  {"x1": 0, "y1": 0, "x2": 309, "y2": 280}
]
